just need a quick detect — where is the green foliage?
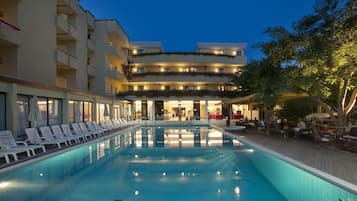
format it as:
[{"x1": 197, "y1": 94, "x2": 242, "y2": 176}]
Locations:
[{"x1": 277, "y1": 97, "x2": 318, "y2": 122}]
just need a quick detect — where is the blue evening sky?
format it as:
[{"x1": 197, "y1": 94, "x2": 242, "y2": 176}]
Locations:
[{"x1": 80, "y1": 0, "x2": 316, "y2": 62}]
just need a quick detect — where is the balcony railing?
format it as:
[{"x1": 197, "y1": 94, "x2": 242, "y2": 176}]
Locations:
[
  {"x1": 117, "y1": 90, "x2": 238, "y2": 98},
  {"x1": 57, "y1": 0, "x2": 79, "y2": 14},
  {"x1": 56, "y1": 49, "x2": 78, "y2": 70},
  {"x1": 106, "y1": 44, "x2": 127, "y2": 59},
  {"x1": 132, "y1": 52, "x2": 247, "y2": 65},
  {"x1": 132, "y1": 71, "x2": 237, "y2": 78},
  {"x1": 0, "y1": 19, "x2": 20, "y2": 45},
  {"x1": 56, "y1": 15, "x2": 79, "y2": 40}
]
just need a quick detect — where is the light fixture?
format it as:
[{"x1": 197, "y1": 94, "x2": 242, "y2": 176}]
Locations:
[{"x1": 132, "y1": 49, "x2": 138, "y2": 55}]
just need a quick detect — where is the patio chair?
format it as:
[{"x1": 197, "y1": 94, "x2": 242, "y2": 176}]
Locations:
[
  {"x1": 51, "y1": 125, "x2": 79, "y2": 145},
  {"x1": 25, "y1": 127, "x2": 67, "y2": 149},
  {"x1": 336, "y1": 127, "x2": 357, "y2": 152},
  {"x1": 0, "y1": 130, "x2": 45, "y2": 161},
  {"x1": 61, "y1": 124, "x2": 87, "y2": 142},
  {"x1": 71, "y1": 123, "x2": 92, "y2": 140}
]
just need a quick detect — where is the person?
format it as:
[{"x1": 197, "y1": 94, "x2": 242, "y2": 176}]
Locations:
[{"x1": 294, "y1": 118, "x2": 306, "y2": 137}]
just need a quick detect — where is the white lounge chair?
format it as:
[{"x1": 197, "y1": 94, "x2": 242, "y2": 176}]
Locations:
[
  {"x1": 61, "y1": 124, "x2": 87, "y2": 142},
  {"x1": 79, "y1": 122, "x2": 100, "y2": 138},
  {"x1": 0, "y1": 153, "x2": 10, "y2": 163},
  {"x1": 93, "y1": 121, "x2": 108, "y2": 132},
  {"x1": 71, "y1": 123, "x2": 92, "y2": 140},
  {"x1": 0, "y1": 130, "x2": 45, "y2": 161},
  {"x1": 51, "y1": 125, "x2": 79, "y2": 145},
  {"x1": 86, "y1": 121, "x2": 104, "y2": 136},
  {"x1": 25, "y1": 127, "x2": 67, "y2": 149}
]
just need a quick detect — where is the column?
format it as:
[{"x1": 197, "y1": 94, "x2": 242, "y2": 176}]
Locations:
[
  {"x1": 62, "y1": 93, "x2": 69, "y2": 124},
  {"x1": 93, "y1": 97, "x2": 97, "y2": 122},
  {"x1": 205, "y1": 100, "x2": 209, "y2": 123},
  {"x1": 6, "y1": 83, "x2": 18, "y2": 138}
]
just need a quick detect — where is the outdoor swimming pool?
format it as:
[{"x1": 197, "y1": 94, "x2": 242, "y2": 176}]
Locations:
[{"x1": 0, "y1": 126, "x2": 356, "y2": 201}]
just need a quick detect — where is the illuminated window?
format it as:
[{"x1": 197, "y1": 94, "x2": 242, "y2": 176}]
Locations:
[{"x1": 218, "y1": 86, "x2": 225, "y2": 91}]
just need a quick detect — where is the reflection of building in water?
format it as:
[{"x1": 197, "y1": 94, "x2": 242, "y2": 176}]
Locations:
[{"x1": 129, "y1": 127, "x2": 243, "y2": 148}]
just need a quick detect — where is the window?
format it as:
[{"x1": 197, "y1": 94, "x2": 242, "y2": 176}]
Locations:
[
  {"x1": 236, "y1": 51, "x2": 242, "y2": 56},
  {"x1": 96, "y1": 103, "x2": 110, "y2": 122},
  {"x1": 137, "y1": 67, "x2": 144, "y2": 74},
  {"x1": 17, "y1": 95, "x2": 62, "y2": 131},
  {"x1": 164, "y1": 67, "x2": 170, "y2": 72},
  {"x1": 164, "y1": 86, "x2": 170, "y2": 90},
  {"x1": 218, "y1": 86, "x2": 225, "y2": 91},
  {"x1": 128, "y1": 86, "x2": 134, "y2": 91},
  {"x1": 138, "y1": 49, "x2": 144, "y2": 54},
  {"x1": 218, "y1": 68, "x2": 224, "y2": 73},
  {"x1": 138, "y1": 86, "x2": 144, "y2": 91},
  {"x1": 0, "y1": 93, "x2": 5, "y2": 130},
  {"x1": 69, "y1": 101, "x2": 92, "y2": 123}
]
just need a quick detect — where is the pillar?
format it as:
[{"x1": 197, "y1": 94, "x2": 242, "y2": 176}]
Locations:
[
  {"x1": 62, "y1": 93, "x2": 69, "y2": 124},
  {"x1": 6, "y1": 83, "x2": 18, "y2": 138}
]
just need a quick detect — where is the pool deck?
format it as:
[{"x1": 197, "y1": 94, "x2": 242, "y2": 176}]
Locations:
[{"x1": 211, "y1": 121, "x2": 357, "y2": 186}]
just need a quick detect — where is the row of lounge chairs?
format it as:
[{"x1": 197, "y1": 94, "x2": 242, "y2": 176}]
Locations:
[{"x1": 0, "y1": 119, "x2": 136, "y2": 164}]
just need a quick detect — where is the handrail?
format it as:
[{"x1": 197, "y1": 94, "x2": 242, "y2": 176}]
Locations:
[{"x1": 0, "y1": 19, "x2": 20, "y2": 31}]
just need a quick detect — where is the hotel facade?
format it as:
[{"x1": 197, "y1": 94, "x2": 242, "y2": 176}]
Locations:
[{"x1": 0, "y1": 0, "x2": 258, "y2": 139}]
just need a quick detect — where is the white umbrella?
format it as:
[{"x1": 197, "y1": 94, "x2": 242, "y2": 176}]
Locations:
[
  {"x1": 28, "y1": 96, "x2": 41, "y2": 128},
  {"x1": 304, "y1": 113, "x2": 330, "y2": 121},
  {"x1": 103, "y1": 104, "x2": 109, "y2": 117},
  {"x1": 75, "y1": 102, "x2": 82, "y2": 122}
]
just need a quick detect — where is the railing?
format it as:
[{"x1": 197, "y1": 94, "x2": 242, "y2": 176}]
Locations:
[
  {"x1": 0, "y1": 19, "x2": 20, "y2": 31},
  {"x1": 56, "y1": 15, "x2": 79, "y2": 39},
  {"x1": 117, "y1": 90, "x2": 238, "y2": 98},
  {"x1": 132, "y1": 71, "x2": 237, "y2": 78},
  {"x1": 56, "y1": 49, "x2": 78, "y2": 69},
  {"x1": 107, "y1": 44, "x2": 127, "y2": 59}
]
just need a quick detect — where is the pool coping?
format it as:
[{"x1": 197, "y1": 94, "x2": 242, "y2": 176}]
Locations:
[
  {"x1": 211, "y1": 124, "x2": 357, "y2": 194},
  {"x1": 0, "y1": 125, "x2": 139, "y2": 174}
]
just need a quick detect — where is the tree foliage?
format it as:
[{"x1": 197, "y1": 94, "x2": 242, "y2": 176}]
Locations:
[
  {"x1": 237, "y1": 0, "x2": 356, "y2": 132},
  {"x1": 277, "y1": 97, "x2": 318, "y2": 122}
]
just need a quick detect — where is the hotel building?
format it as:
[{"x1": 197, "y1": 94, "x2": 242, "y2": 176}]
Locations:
[{"x1": 0, "y1": 0, "x2": 256, "y2": 139}]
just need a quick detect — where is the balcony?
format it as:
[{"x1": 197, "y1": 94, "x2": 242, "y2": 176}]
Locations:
[
  {"x1": 106, "y1": 44, "x2": 127, "y2": 59},
  {"x1": 57, "y1": 0, "x2": 80, "y2": 15},
  {"x1": 56, "y1": 49, "x2": 78, "y2": 70},
  {"x1": 87, "y1": 65, "x2": 95, "y2": 77},
  {"x1": 130, "y1": 72, "x2": 236, "y2": 83},
  {"x1": 132, "y1": 52, "x2": 247, "y2": 65},
  {"x1": 106, "y1": 68, "x2": 120, "y2": 79},
  {"x1": 87, "y1": 39, "x2": 95, "y2": 53},
  {"x1": 117, "y1": 90, "x2": 238, "y2": 98},
  {"x1": 56, "y1": 15, "x2": 79, "y2": 40},
  {"x1": 86, "y1": 11, "x2": 95, "y2": 29},
  {"x1": 0, "y1": 19, "x2": 20, "y2": 46},
  {"x1": 105, "y1": 20, "x2": 129, "y2": 47}
]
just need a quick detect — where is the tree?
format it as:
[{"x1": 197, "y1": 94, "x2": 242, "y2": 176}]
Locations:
[
  {"x1": 277, "y1": 97, "x2": 318, "y2": 122},
  {"x1": 251, "y1": 0, "x2": 356, "y2": 134},
  {"x1": 290, "y1": 0, "x2": 357, "y2": 133}
]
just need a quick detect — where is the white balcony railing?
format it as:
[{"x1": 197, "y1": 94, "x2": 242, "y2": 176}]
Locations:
[
  {"x1": 106, "y1": 44, "x2": 127, "y2": 59},
  {"x1": 0, "y1": 19, "x2": 20, "y2": 45},
  {"x1": 56, "y1": 49, "x2": 78, "y2": 70},
  {"x1": 56, "y1": 15, "x2": 79, "y2": 39}
]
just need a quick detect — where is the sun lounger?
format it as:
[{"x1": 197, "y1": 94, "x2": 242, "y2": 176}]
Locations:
[
  {"x1": 0, "y1": 130, "x2": 45, "y2": 161},
  {"x1": 93, "y1": 121, "x2": 108, "y2": 132},
  {"x1": 0, "y1": 153, "x2": 10, "y2": 163},
  {"x1": 71, "y1": 123, "x2": 92, "y2": 140},
  {"x1": 25, "y1": 127, "x2": 67, "y2": 149},
  {"x1": 61, "y1": 124, "x2": 87, "y2": 142},
  {"x1": 51, "y1": 125, "x2": 79, "y2": 145},
  {"x1": 86, "y1": 121, "x2": 104, "y2": 136},
  {"x1": 78, "y1": 122, "x2": 100, "y2": 138}
]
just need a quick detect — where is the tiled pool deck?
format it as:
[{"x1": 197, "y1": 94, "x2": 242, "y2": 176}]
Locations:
[{"x1": 211, "y1": 121, "x2": 357, "y2": 186}]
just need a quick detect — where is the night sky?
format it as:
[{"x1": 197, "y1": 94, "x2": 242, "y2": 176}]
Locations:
[{"x1": 80, "y1": 0, "x2": 316, "y2": 61}]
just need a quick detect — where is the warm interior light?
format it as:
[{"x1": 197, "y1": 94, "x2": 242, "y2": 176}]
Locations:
[
  {"x1": 134, "y1": 86, "x2": 138, "y2": 91},
  {"x1": 132, "y1": 49, "x2": 138, "y2": 55},
  {"x1": 215, "y1": 69, "x2": 219, "y2": 73},
  {"x1": 232, "y1": 51, "x2": 237, "y2": 56},
  {"x1": 161, "y1": 86, "x2": 165, "y2": 90},
  {"x1": 133, "y1": 68, "x2": 137, "y2": 72},
  {"x1": 180, "y1": 86, "x2": 183, "y2": 90},
  {"x1": 197, "y1": 86, "x2": 200, "y2": 90},
  {"x1": 179, "y1": 68, "x2": 183, "y2": 72},
  {"x1": 160, "y1": 68, "x2": 164, "y2": 72}
]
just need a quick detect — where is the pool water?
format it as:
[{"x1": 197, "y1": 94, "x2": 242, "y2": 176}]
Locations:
[{"x1": 0, "y1": 126, "x2": 356, "y2": 201}]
